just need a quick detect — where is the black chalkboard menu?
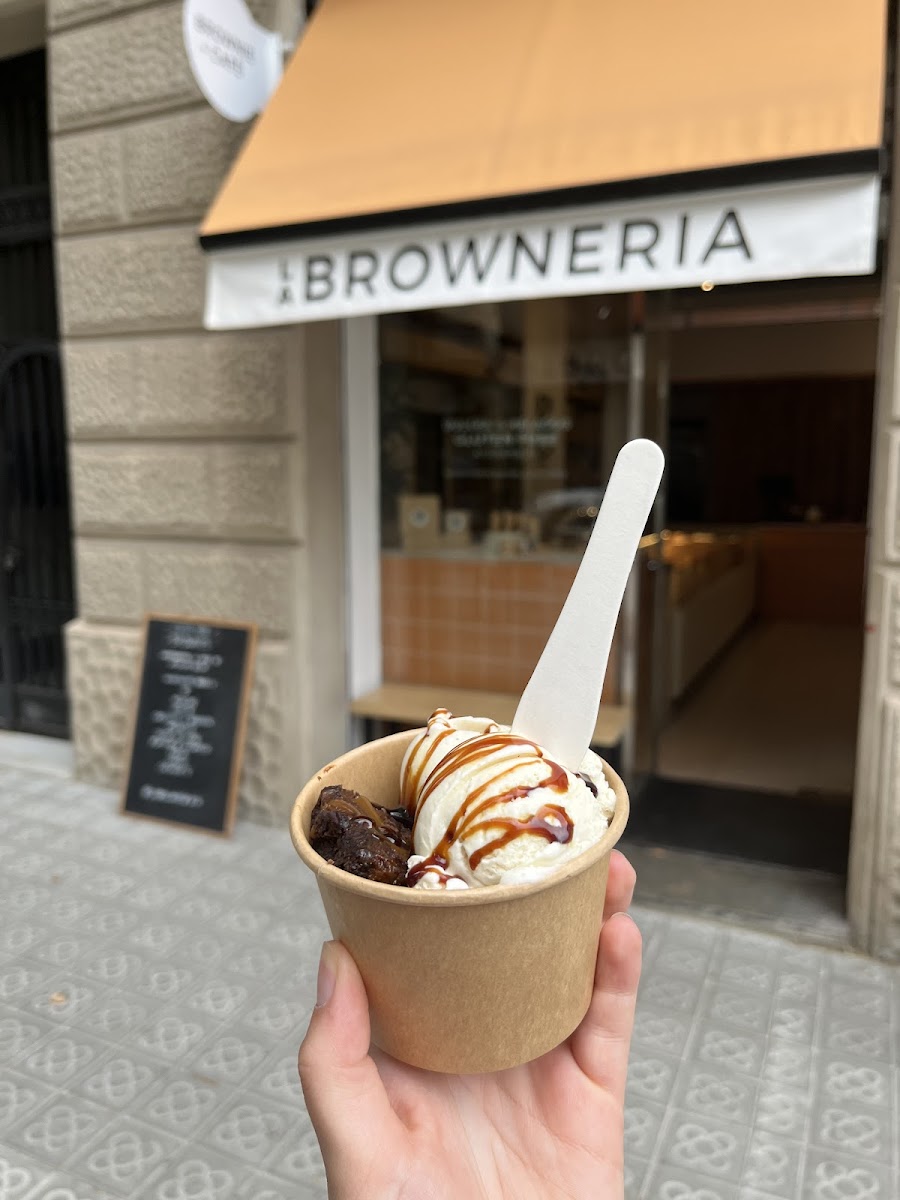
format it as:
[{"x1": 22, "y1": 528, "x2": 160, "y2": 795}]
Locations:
[{"x1": 122, "y1": 616, "x2": 257, "y2": 835}]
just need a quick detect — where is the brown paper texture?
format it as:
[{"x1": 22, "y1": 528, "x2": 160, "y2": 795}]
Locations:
[{"x1": 290, "y1": 729, "x2": 629, "y2": 1074}]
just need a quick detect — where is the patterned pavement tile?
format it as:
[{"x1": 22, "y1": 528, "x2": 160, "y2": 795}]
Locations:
[
  {"x1": 774, "y1": 966, "x2": 821, "y2": 1004},
  {"x1": 5, "y1": 1096, "x2": 113, "y2": 1169},
  {"x1": 761, "y1": 1039, "x2": 813, "y2": 1090},
  {"x1": 0, "y1": 1013, "x2": 57, "y2": 1069},
  {"x1": 624, "y1": 1096, "x2": 666, "y2": 1159},
  {"x1": 740, "y1": 1130, "x2": 802, "y2": 1197},
  {"x1": 704, "y1": 986, "x2": 773, "y2": 1035},
  {"x1": 695, "y1": 1026, "x2": 765, "y2": 1078},
  {"x1": 0, "y1": 1146, "x2": 52, "y2": 1200},
  {"x1": 66, "y1": 988, "x2": 151, "y2": 1043},
  {"x1": 815, "y1": 1050, "x2": 894, "y2": 1109},
  {"x1": 770, "y1": 999, "x2": 818, "y2": 1045},
  {"x1": 69, "y1": 1117, "x2": 183, "y2": 1199},
  {"x1": 246, "y1": 1048, "x2": 304, "y2": 1108},
  {"x1": 626, "y1": 1052, "x2": 682, "y2": 1105},
  {"x1": 718, "y1": 957, "x2": 776, "y2": 994},
  {"x1": 131, "y1": 1075, "x2": 234, "y2": 1140},
  {"x1": 0, "y1": 923, "x2": 46, "y2": 959},
  {"x1": 237, "y1": 1170, "x2": 317, "y2": 1200},
  {"x1": 632, "y1": 1005, "x2": 694, "y2": 1058},
  {"x1": 198, "y1": 1095, "x2": 300, "y2": 1167},
  {"x1": 72, "y1": 1046, "x2": 168, "y2": 1110},
  {"x1": 78, "y1": 947, "x2": 148, "y2": 992},
  {"x1": 183, "y1": 978, "x2": 254, "y2": 1023},
  {"x1": 818, "y1": 1013, "x2": 891, "y2": 1060},
  {"x1": 638, "y1": 970, "x2": 705, "y2": 1014},
  {"x1": 25, "y1": 975, "x2": 99, "y2": 1025},
  {"x1": 133, "y1": 1007, "x2": 216, "y2": 1065},
  {"x1": 263, "y1": 1121, "x2": 326, "y2": 1190},
  {"x1": 623, "y1": 1153, "x2": 649, "y2": 1200},
  {"x1": 672, "y1": 1064, "x2": 758, "y2": 1128},
  {"x1": 755, "y1": 1084, "x2": 812, "y2": 1140},
  {"x1": 171, "y1": 894, "x2": 226, "y2": 926},
  {"x1": 19, "y1": 1174, "x2": 119, "y2": 1200},
  {"x1": 239, "y1": 993, "x2": 309, "y2": 1047},
  {"x1": 737, "y1": 1191, "x2": 794, "y2": 1200},
  {"x1": 801, "y1": 1146, "x2": 893, "y2": 1199},
  {"x1": 808, "y1": 1097, "x2": 895, "y2": 1165},
  {"x1": 135, "y1": 1148, "x2": 250, "y2": 1200},
  {"x1": 28, "y1": 936, "x2": 92, "y2": 971},
  {"x1": 78, "y1": 909, "x2": 141, "y2": 942},
  {"x1": 186, "y1": 1026, "x2": 271, "y2": 1086},
  {"x1": 16, "y1": 1029, "x2": 113, "y2": 1090},
  {"x1": 0, "y1": 1074, "x2": 57, "y2": 1140},
  {"x1": 0, "y1": 961, "x2": 53, "y2": 1009},
  {"x1": 215, "y1": 944, "x2": 284, "y2": 987},
  {"x1": 131, "y1": 960, "x2": 197, "y2": 1005},
  {"x1": 124, "y1": 921, "x2": 190, "y2": 959},
  {"x1": 31, "y1": 897, "x2": 98, "y2": 933},
  {"x1": 658, "y1": 1110, "x2": 751, "y2": 1183},
  {"x1": 642, "y1": 1161, "x2": 740, "y2": 1199}
]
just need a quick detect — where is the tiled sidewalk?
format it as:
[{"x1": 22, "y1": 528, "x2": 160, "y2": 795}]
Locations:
[{"x1": 0, "y1": 765, "x2": 897, "y2": 1200}]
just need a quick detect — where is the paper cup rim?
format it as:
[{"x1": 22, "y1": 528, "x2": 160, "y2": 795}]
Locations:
[{"x1": 290, "y1": 728, "x2": 629, "y2": 907}]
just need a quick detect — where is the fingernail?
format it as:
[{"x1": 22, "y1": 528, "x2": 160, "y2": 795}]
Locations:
[{"x1": 315, "y1": 941, "x2": 337, "y2": 1008}]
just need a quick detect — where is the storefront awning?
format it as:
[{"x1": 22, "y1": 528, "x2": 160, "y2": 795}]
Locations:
[{"x1": 200, "y1": 0, "x2": 887, "y2": 328}]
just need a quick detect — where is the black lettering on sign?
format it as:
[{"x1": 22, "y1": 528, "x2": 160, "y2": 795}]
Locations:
[
  {"x1": 619, "y1": 220, "x2": 660, "y2": 268},
  {"x1": 441, "y1": 236, "x2": 502, "y2": 284},
  {"x1": 569, "y1": 224, "x2": 605, "y2": 274},
  {"x1": 702, "y1": 209, "x2": 752, "y2": 263},
  {"x1": 510, "y1": 231, "x2": 553, "y2": 278},
  {"x1": 389, "y1": 245, "x2": 431, "y2": 291},
  {"x1": 347, "y1": 250, "x2": 378, "y2": 296},
  {"x1": 676, "y1": 215, "x2": 689, "y2": 265},
  {"x1": 278, "y1": 259, "x2": 295, "y2": 305},
  {"x1": 306, "y1": 254, "x2": 335, "y2": 301},
  {"x1": 122, "y1": 616, "x2": 257, "y2": 836}
]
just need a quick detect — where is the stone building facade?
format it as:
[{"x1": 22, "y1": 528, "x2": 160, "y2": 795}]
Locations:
[
  {"x1": 42, "y1": 0, "x2": 348, "y2": 825},
  {"x1": 848, "y1": 78, "x2": 900, "y2": 961},
  {"x1": 1, "y1": 0, "x2": 900, "y2": 960}
]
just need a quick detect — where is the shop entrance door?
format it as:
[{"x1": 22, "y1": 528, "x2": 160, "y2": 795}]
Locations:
[
  {"x1": 0, "y1": 50, "x2": 74, "y2": 736},
  {"x1": 626, "y1": 286, "x2": 877, "y2": 883}
]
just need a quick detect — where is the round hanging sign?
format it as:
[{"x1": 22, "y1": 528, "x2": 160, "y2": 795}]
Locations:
[{"x1": 183, "y1": 0, "x2": 283, "y2": 123}]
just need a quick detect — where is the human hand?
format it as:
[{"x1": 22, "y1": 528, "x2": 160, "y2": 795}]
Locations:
[{"x1": 298, "y1": 849, "x2": 641, "y2": 1200}]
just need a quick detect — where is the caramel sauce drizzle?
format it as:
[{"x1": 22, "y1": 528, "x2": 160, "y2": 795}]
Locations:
[
  {"x1": 404, "y1": 726, "x2": 574, "y2": 886},
  {"x1": 400, "y1": 710, "x2": 456, "y2": 814}
]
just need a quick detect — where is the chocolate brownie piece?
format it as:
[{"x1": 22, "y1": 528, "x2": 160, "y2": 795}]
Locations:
[{"x1": 309, "y1": 785, "x2": 413, "y2": 885}]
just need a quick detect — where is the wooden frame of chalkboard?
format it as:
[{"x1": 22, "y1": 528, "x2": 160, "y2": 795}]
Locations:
[{"x1": 120, "y1": 614, "x2": 258, "y2": 837}]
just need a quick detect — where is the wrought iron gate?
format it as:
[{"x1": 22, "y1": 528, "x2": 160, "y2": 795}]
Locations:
[{"x1": 0, "y1": 50, "x2": 74, "y2": 736}]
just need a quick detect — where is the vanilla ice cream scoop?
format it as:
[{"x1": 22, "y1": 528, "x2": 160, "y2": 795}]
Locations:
[{"x1": 400, "y1": 709, "x2": 616, "y2": 889}]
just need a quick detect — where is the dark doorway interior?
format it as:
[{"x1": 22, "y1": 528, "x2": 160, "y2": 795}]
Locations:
[{"x1": 0, "y1": 49, "x2": 74, "y2": 737}]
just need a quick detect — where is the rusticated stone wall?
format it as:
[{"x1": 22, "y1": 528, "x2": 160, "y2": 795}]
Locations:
[
  {"x1": 847, "y1": 23, "x2": 900, "y2": 960},
  {"x1": 47, "y1": 0, "x2": 345, "y2": 823}
]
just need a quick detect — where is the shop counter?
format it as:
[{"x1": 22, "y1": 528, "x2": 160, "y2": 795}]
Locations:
[{"x1": 351, "y1": 683, "x2": 630, "y2": 750}]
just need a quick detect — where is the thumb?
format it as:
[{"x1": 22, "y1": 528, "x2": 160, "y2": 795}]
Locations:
[{"x1": 298, "y1": 941, "x2": 400, "y2": 1165}]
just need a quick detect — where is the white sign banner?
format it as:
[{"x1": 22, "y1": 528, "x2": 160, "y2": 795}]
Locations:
[
  {"x1": 203, "y1": 174, "x2": 880, "y2": 329},
  {"x1": 184, "y1": 0, "x2": 282, "y2": 123}
]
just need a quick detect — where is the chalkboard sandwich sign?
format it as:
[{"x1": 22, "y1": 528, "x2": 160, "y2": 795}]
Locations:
[{"x1": 122, "y1": 615, "x2": 258, "y2": 836}]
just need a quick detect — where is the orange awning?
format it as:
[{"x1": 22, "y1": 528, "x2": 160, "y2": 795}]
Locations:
[{"x1": 201, "y1": 0, "x2": 887, "y2": 246}]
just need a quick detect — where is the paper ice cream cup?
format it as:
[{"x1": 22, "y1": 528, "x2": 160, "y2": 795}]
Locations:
[{"x1": 290, "y1": 729, "x2": 629, "y2": 1074}]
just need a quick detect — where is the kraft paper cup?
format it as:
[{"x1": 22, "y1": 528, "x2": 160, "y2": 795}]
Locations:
[{"x1": 290, "y1": 729, "x2": 629, "y2": 1074}]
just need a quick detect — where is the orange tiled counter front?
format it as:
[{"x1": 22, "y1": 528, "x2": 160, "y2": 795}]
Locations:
[{"x1": 381, "y1": 553, "x2": 621, "y2": 702}]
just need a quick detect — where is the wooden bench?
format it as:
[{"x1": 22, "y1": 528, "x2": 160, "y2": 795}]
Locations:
[{"x1": 350, "y1": 684, "x2": 630, "y2": 749}]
